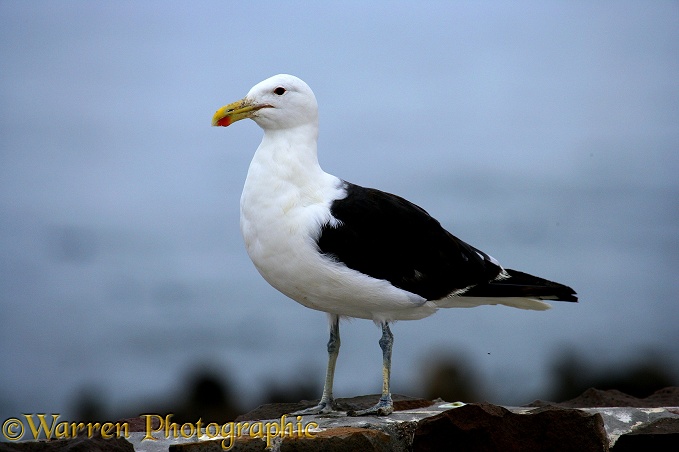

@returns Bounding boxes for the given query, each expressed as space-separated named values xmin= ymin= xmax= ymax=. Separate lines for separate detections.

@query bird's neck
xmin=241 ymin=122 xmax=342 ymax=237
xmin=251 ymin=123 xmax=326 ymax=186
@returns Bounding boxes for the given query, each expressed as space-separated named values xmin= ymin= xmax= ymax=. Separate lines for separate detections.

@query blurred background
xmin=1 ymin=1 xmax=678 ymax=424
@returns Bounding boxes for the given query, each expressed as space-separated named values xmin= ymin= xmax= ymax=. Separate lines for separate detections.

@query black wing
xmin=463 ymin=268 xmax=578 ymax=302
xmin=317 ymin=182 xmax=503 ymax=301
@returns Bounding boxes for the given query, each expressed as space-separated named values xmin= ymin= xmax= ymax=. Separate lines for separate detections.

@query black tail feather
xmin=463 ymin=269 xmax=578 ymax=302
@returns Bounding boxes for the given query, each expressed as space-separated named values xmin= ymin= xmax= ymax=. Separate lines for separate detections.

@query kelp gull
xmin=212 ymin=74 xmax=577 ymax=416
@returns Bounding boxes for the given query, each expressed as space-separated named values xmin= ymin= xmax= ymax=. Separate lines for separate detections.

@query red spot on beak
xmin=215 ymin=116 xmax=232 ymax=127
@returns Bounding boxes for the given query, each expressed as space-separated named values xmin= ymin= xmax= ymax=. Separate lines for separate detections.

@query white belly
xmin=239 ymin=164 xmax=436 ymax=322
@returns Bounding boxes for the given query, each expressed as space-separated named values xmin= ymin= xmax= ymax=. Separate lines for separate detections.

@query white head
xmin=212 ymin=74 xmax=318 ymax=131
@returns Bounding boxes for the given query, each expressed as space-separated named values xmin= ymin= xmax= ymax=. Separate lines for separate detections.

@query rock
xmin=611 ymin=417 xmax=679 ymax=451
xmin=168 ymin=436 xmax=262 ymax=451
xmin=412 ymin=402 xmax=608 ymax=452
xmin=0 ymin=436 xmax=134 ymax=451
xmin=169 ymin=427 xmax=392 ymax=452
xmin=116 ymin=416 xmax=161 ymax=432
xmin=527 ymin=387 xmax=679 ymax=449
xmin=5 ymin=388 xmax=679 ymax=451
xmin=280 ymin=427 xmax=391 ymax=452
xmin=235 ymin=394 xmax=432 ymax=422
xmin=528 ymin=386 xmax=679 ymax=408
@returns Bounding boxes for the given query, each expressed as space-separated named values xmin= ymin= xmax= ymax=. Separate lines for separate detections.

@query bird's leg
xmin=348 ymin=322 xmax=394 ymax=416
xmin=292 ymin=314 xmax=340 ymax=415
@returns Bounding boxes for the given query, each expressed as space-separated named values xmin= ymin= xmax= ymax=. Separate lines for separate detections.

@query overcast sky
xmin=1 ymin=1 xmax=678 ymax=420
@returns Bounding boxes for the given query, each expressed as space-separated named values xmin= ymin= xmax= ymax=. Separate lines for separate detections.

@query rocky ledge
xmin=1 ymin=388 xmax=677 ymax=451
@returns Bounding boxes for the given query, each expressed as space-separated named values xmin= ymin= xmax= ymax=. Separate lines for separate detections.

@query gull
xmin=212 ymin=74 xmax=577 ymax=416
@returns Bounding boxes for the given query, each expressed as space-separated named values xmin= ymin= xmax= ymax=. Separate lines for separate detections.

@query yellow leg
xmin=348 ymin=322 xmax=394 ymax=416
xmin=292 ymin=314 xmax=340 ymax=415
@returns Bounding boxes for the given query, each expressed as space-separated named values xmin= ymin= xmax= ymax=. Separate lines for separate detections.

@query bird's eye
xmin=273 ymin=87 xmax=286 ymax=95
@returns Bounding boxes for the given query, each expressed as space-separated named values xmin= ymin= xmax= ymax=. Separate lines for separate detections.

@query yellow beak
xmin=211 ymin=98 xmax=269 ymax=127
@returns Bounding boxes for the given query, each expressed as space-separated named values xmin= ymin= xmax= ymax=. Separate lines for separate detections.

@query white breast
xmin=239 ymin=137 xmax=436 ymax=322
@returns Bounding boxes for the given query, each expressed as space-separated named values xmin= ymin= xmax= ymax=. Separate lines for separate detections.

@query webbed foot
xmin=291 ymin=399 xmax=337 ymax=416
xmin=347 ymin=395 xmax=393 ymax=416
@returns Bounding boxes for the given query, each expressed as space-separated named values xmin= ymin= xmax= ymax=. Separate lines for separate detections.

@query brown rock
xmin=169 ymin=435 xmax=264 ymax=452
xmin=412 ymin=402 xmax=608 ymax=452
xmin=611 ymin=417 xmax=679 ymax=451
xmin=169 ymin=426 xmax=392 ymax=452
xmin=235 ymin=393 xmax=431 ymax=421
xmin=528 ymin=386 xmax=679 ymax=408
xmin=115 ymin=415 xmax=161 ymax=432
xmin=0 ymin=436 xmax=134 ymax=451
xmin=280 ymin=427 xmax=390 ymax=452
